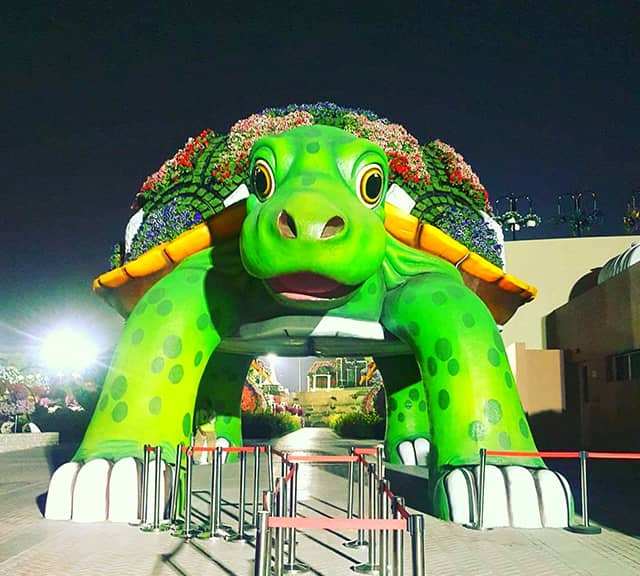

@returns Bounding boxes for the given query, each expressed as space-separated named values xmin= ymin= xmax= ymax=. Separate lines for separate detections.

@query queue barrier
xmin=261 ymin=447 xmax=426 ymax=576
xmin=136 ymin=443 xmax=425 ymax=575
xmin=473 ymin=448 xmax=640 ymax=534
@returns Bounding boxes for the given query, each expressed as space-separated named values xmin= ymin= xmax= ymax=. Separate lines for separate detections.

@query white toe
xmin=414 ymin=438 xmax=430 ymax=466
xmin=71 ymin=459 xmax=111 ymax=522
xmin=45 ymin=461 xmax=81 ymax=520
xmin=397 ymin=441 xmax=417 ymax=465
xmin=535 ymin=469 xmax=570 ymax=527
xmin=476 ymin=464 xmax=509 ymax=528
xmin=108 ymin=457 xmax=140 ymax=523
xmin=504 ymin=466 xmax=542 ymax=528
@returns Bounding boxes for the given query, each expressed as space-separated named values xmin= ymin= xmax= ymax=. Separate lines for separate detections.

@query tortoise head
xmin=239 ymin=125 xmax=390 ymax=311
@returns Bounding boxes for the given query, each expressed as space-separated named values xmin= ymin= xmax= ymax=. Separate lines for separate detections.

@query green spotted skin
xmin=76 ymin=249 xmax=224 ymax=461
xmin=382 ymin=271 xmax=542 ymax=470
xmin=80 ymin=125 xmax=544 ymax=521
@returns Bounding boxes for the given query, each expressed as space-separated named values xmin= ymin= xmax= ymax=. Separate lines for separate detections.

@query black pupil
xmin=365 ymin=172 xmax=382 ymax=201
xmin=254 ymin=166 xmax=268 ymax=196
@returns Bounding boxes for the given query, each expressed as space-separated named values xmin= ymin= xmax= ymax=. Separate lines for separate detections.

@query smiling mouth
xmin=266 ymin=272 xmax=359 ymax=301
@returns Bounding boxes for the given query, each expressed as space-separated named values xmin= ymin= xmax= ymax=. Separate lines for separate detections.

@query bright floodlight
xmin=41 ymin=328 xmax=99 ymax=373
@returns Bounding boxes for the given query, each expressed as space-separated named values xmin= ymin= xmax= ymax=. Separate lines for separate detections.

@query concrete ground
xmin=0 ymin=428 xmax=639 ymax=575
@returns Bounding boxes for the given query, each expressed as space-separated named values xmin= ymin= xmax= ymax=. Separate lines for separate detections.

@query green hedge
xmin=329 ymin=411 xmax=384 ymax=439
xmin=242 ymin=412 xmax=301 ymax=439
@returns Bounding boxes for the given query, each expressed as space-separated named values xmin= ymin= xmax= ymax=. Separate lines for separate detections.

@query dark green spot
xmin=182 ymin=413 xmax=192 ymax=437
xmin=149 ymin=397 xmax=162 ymax=415
xmin=157 ymin=300 xmax=173 ymax=316
xmin=306 ymin=142 xmax=320 ymax=153
xmin=397 ymin=412 xmax=405 ymax=422
xmin=223 ymin=416 xmax=231 ymax=424
xmin=468 ymin=420 xmax=486 ymax=441
xmin=163 ymin=335 xmax=182 ymax=358
xmin=484 ymin=399 xmax=502 ymax=424
xmin=151 ymin=357 xmax=165 ymax=373
xmin=194 ymin=350 xmax=204 ymax=367
xmin=112 ymin=402 xmax=128 ymax=423
xmin=418 ymin=400 xmax=427 ymax=411
xmin=401 ymin=287 xmax=417 ymax=304
xmin=493 ymin=331 xmax=503 ymax=350
xmin=427 ymin=357 xmax=438 ymax=376
xmin=431 ymin=291 xmax=447 ymax=305
xmin=447 ymin=359 xmax=460 ymax=376
xmin=408 ymin=321 xmax=419 ymax=336
xmin=135 ymin=302 xmax=147 ymax=316
xmin=447 ymin=285 xmax=465 ymax=299
xmin=98 ymin=395 xmax=108 ymax=411
xmin=147 ymin=288 xmax=165 ymax=304
xmin=505 ymin=372 xmax=513 ymax=388
xmin=435 ymin=338 xmax=452 ymax=361
xmin=302 ymin=174 xmax=316 ymax=186
xmin=197 ymin=314 xmax=210 ymax=331
xmin=110 ymin=376 xmax=127 ymax=400
xmin=462 ymin=313 xmax=475 ymax=328
xmin=409 ymin=388 xmax=420 ymax=401
xmin=438 ymin=389 xmax=450 ymax=410
xmin=131 ymin=329 xmax=144 ymax=345
xmin=168 ymin=364 xmax=184 ymax=384
xmin=499 ymin=432 xmax=512 ymax=449
xmin=404 ymin=399 xmax=413 ymax=410
xmin=487 ymin=348 xmax=500 ymax=367
xmin=519 ymin=418 xmax=530 ymax=439
xmin=388 ymin=397 xmax=398 ymax=411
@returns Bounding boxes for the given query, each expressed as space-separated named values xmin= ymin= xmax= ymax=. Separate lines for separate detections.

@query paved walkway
xmin=0 ymin=428 xmax=639 ymax=575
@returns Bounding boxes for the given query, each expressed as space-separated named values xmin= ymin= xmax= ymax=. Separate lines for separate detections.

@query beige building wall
xmin=501 ymin=235 xmax=640 ymax=350
xmin=506 ymin=342 xmax=565 ymax=414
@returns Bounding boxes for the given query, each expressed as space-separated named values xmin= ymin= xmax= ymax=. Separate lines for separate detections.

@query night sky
xmin=2 ymin=2 xmax=639 ymax=361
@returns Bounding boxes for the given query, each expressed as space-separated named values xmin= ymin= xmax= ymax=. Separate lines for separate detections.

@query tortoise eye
xmin=356 ymin=164 xmax=384 ymax=207
xmin=252 ymin=159 xmax=275 ymax=200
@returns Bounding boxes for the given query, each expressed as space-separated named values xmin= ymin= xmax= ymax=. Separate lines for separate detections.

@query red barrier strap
xmin=588 ymin=451 xmax=640 ymax=460
xmin=271 ymin=448 xmax=286 ymax=458
xmin=287 ymin=455 xmax=358 ymax=463
xmin=486 ymin=450 xmax=580 ymax=459
xmin=353 ymin=448 xmax=377 ymax=455
xmin=285 ymin=466 xmax=296 ymax=484
xmin=145 ymin=445 xmax=156 ymax=452
xmin=221 ymin=446 xmax=256 ymax=453
xmin=267 ymin=516 xmax=407 ymax=531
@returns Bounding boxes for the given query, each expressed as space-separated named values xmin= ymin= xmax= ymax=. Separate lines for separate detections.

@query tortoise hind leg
xmin=196 ymin=351 xmax=254 ymax=463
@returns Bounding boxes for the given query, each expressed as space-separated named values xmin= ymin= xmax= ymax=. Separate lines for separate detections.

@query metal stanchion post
xmin=131 ymin=444 xmax=150 ymax=526
xmin=352 ymin=463 xmax=379 ymax=574
xmin=285 ymin=463 xmax=309 ymax=574
xmin=274 ymin=477 xmax=287 ymax=576
xmin=344 ymin=455 xmax=368 ymax=549
xmin=267 ymin=446 xmax=274 ymax=492
xmin=171 ymin=446 xmax=198 ymax=538
xmin=228 ymin=450 xmax=253 ymax=542
xmin=392 ymin=496 xmax=405 ymax=576
xmin=465 ymin=448 xmax=487 ymax=530
xmin=347 ymin=447 xmax=355 ymax=518
xmin=254 ymin=510 xmax=271 ymax=576
xmin=251 ymin=446 xmax=261 ymax=527
xmin=214 ymin=446 xmax=235 ymax=538
xmin=376 ymin=445 xmax=385 ymax=480
xmin=379 ymin=479 xmax=390 ymax=576
xmin=196 ymin=447 xmax=218 ymax=540
xmin=142 ymin=446 xmax=169 ymax=532
xmin=409 ymin=515 xmax=425 ymax=576
xmin=568 ymin=450 xmax=601 ymax=534
xmin=169 ymin=444 xmax=183 ymax=528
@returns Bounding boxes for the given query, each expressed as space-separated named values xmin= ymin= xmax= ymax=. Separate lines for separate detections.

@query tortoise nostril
xmin=278 ymin=210 xmax=297 ymax=239
xmin=320 ymin=216 xmax=345 ymax=239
